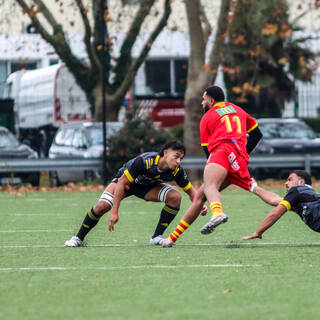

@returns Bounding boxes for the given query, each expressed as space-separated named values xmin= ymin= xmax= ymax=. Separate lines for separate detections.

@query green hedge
xmin=105 ymin=109 xmax=172 ymax=179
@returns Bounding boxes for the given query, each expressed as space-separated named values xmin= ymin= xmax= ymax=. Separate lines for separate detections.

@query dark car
xmin=251 ymin=118 xmax=320 ymax=178
xmin=0 ymin=126 xmax=39 ymax=185
xmin=48 ymin=122 xmax=123 ymax=186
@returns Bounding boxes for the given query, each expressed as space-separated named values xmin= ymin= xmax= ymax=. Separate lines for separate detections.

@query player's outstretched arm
xmin=251 ymin=178 xmax=282 ymax=206
xmin=108 ymin=175 xmax=129 ymax=231
xmin=242 ymin=204 xmax=287 ymax=240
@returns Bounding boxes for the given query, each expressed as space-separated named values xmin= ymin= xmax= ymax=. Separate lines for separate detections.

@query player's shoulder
xmin=139 ymin=152 xmax=158 ymax=161
xmin=139 ymin=152 xmax=158 ymax=169
xmin=296 ymin=184 xmax=314 ymax=194
xmin=286 ymin=185 xmax=308 ymax=197
xmin=226 ymin=102 xmax=246 ymax=113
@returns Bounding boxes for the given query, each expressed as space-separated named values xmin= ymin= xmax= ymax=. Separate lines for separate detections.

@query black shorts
xmin=112 ymin=177 xmax=157 ymax=200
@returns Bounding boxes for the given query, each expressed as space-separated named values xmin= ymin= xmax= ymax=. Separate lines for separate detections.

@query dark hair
xmin=159 ymin=141 xmax=186 ymax=156
xmin=205 ymin=85 xmax=225 ymax=102
xmin=290 ymin=170 xmax=312 ymax=185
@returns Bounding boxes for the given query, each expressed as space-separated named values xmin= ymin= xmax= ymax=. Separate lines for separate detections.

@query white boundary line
xmin=13 ymin=214 xmax=65 ymax=217
xmin=0 ymin=229 xmax=73 ymax=233
xmin=5 ymin=211 xmax=148 ymax=217
xmin=1 ymin=242 xmax=320 ymax=249
xmin=0 ymin=264 xmax=261 ymax=272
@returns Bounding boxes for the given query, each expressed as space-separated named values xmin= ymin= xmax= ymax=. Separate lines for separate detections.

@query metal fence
xmin=1 ymin=154 xmax=320 ymax=174
xmin=182 ymin=154 xmax=320 ymax=174
xmin=0 ymin=158 xmax=101 ymax=173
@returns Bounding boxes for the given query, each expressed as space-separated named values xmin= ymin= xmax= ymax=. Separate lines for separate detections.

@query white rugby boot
xmin=149 ymin=235 xmax=164 ymax=245
xmin=64 ymin=236 xmax=84 ymax=247
xmin=200 ymin=213 xmax=228 ymax=235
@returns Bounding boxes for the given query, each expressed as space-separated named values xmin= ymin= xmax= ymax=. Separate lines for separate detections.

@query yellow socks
xmin=209 ymin=202 xmax=223 ymax=216
xmin=168 ymin=219 xmax=190 ymax=243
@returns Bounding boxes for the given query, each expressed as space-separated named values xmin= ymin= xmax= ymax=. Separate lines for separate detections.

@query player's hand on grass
xmin=242 ymin=232 xmax=262 ymax=240
xmin=200 ymin=204 xmax=208 ymax=216
xmin=108 ymin=212 xmax=119 ymax=231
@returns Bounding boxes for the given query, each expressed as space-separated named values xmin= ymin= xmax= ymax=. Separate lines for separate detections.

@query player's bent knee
xmin=158 ymin=185 xmax=180 ymax=204
xmin=165 ymin=189 xmax=182 ymax=206
xmin=93 ymin=200 xmax=112 ymax=216
xmin=93 ymin=201 xmax=111 ymax=216
xmin=94 ymin=191 xmax=114 ymax=215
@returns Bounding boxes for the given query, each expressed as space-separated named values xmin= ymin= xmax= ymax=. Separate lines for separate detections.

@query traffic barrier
xmin=0 ymin=154 xmax=320 ymax=174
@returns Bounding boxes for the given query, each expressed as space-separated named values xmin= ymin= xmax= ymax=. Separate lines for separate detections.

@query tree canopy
xmin=222 ymin=0 xmax=318 ymax=116
xmin=15 ymin=0 xmax=172 ymax=120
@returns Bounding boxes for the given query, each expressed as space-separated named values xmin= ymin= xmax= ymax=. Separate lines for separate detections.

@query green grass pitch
xmin=1 ymin=187 xmax=320 ymax=320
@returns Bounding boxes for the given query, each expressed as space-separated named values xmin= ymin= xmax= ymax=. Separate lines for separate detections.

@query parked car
xmin=0 ymin=126 xmax=39 ymax=186
xmin=251 ymin=118 xmax=320 ymax=178
xmin=48 ymin=122 xmax=123 ymax=186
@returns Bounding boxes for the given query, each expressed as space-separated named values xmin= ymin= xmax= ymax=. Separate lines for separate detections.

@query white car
xmin=48 ymin=122 xmax=123 ymax=186
xmin=0 ymin=126 xmax=39 ymax=186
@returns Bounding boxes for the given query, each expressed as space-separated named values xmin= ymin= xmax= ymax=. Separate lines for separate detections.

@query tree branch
xmin=114 ymin=0 xmax=172 ymax=99
xmin=15 ymin=0 xmax=52 ymax=43
xmin=92 ymin=0 xmax=111 ymax=86
xmin=75 ymin=0 xmax=100 ymax=75
xmin=15 ymin=0 xmax=95 ymax=104
xmin=207 ymin=0 xmax=231 ymax=82
xmin=112 ymin=0 xmax=156 ymax=88
xmin=16 ymin=0 xmax=87 ymax=70
xmin=200 ymin=3 xmax=212 ymax=44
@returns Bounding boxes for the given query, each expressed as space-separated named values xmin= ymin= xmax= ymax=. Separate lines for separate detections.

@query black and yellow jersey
xmin=115 ymin=152 xmax=191 ymax=191
xmin=280 ymin=184 xmax=320 ymax=232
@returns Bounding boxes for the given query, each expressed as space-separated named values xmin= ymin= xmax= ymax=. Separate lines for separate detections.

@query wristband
xmin=250 ymin=182 xmax=257 ymax=193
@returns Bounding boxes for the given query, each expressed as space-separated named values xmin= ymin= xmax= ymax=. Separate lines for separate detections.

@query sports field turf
xmin=1 ymin=186 xmax=320 ymax=320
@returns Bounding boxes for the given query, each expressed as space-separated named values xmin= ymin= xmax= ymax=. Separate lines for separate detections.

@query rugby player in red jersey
xmin=163 ymin=86 xmax=281 ymax=247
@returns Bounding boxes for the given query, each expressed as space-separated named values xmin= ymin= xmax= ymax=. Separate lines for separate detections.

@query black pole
xmin=101 ymin=1 xmax=107 ymax=186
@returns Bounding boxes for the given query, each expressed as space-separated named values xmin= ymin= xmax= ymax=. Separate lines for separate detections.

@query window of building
xmin=11 ymin=61 xmax=38 ymax=73
xmin=50 ymin=59 xmax=59 ymax=66
xmin=174 ymin=60 xmax=188 ymax=94
xmin=123 ymin=0 xmax=139 ymax=5
xmin=143 ymin=59 xmax=188 ymax=95
xmin=145 ymin=60 xmax=171 ymax=94
xmin=0 ymin=62 xmax=8 ymax=97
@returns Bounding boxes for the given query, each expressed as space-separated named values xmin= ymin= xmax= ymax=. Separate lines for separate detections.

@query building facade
xmin=1 ymin=0 xmax=320 ymax=117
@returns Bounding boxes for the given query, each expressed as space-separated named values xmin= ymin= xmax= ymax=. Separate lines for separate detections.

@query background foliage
xmin=223 ymin=0 xmax=318 ymax=117
xmin=105 ymin=107 xmax=172 ymax=179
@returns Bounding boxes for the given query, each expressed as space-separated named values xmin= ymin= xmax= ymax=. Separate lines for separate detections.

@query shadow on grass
xmin=177 ymin=242 xmax=320 ymax=249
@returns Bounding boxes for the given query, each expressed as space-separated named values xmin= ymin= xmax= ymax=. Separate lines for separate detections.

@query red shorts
xmin=206 ymin=142 xmax=251 ymax=190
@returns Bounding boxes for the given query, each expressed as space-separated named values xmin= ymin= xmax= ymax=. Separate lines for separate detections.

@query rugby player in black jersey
xmin=243 ymin=170 xmax=320 ymax=240
xmin=65 ymin=141 xmax=207 ymax=247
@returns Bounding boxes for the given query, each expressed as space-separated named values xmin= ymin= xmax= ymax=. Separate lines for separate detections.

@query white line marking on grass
xmin=0 ymin=264 xmax=261 ymax=272
xmin=9 ymin=212 xmax=147 ymax=216
xmin=0 ymin=244 xmax=135 ymax=248
xmin=13 ymin=214 xmax=65 ymax=217
xmin=0 ymin=229 xmax=73 ymax=233
xmin=120 ymin=211 xmax=149 ymax=215
xmin=23 ymin=198 xmax=75 ymax=201
xmin=90 ymin=242 xmax=320 ymax=247
xmin=1 ymin=242 xmax=320 ymax=249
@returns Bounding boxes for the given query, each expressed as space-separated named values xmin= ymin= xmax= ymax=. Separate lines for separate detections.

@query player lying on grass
xmin=65 ymin=141 xmax=207 ymax=247
xmin=243 ymin=170 xmax=320 ymax=240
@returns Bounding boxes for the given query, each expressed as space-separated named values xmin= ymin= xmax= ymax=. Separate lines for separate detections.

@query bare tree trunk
xmin=93 ymin=86 xmax=119 ymax=121
xmin=184 ymin=0 xmax=231 ymax=157
xmin=183 ymin=0 xmax=230 ymax=179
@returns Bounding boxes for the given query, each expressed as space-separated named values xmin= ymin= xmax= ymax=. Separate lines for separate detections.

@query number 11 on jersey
xmin=221 ymin=115 xmax=242 ymax=133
